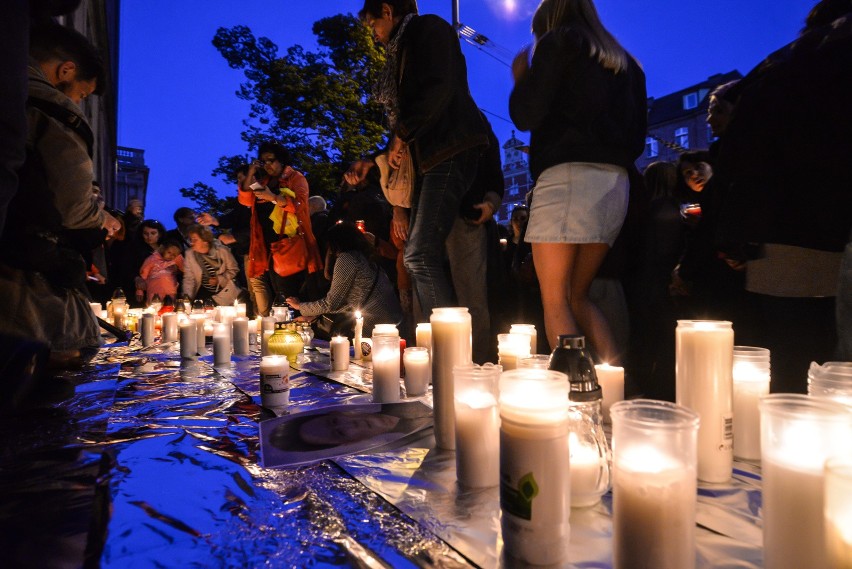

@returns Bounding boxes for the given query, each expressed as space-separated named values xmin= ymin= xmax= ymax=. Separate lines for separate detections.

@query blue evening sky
xmin=119 ymin=0 xmax=814 ymax=225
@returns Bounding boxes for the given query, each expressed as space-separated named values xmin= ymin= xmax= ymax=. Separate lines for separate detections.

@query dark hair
xmin=159 ymin=238 xmax=183 ymax=251
xmin=677 ymin=151 xmax=711 ymax=168
xmin=258 ymin=142 xmax=291 ymax=166
xmin=326 ymin=221 xmax=373 ymax=257
xmin=173 ymin=207 xmax=195 ymax=224
xmin=138 ymin=219 xmax=167 ymax=241
xmin=234 ymin=164 xmax=250 ymax=179
xmin=186 ymin=224 xmax=214 ymax=243
xmin=642 ymin=161 xmax=678 ymax=201
xmin=29 ymin=23 xmax=106 ymax=95
xmin=359 ymin=0 xmax=418 ymax=20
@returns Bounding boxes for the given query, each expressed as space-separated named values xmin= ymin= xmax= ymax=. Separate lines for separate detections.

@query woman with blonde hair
xmin=510 ymin=0 xmax=647 ymax=361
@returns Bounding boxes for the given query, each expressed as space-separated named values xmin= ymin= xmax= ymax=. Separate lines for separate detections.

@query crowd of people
xmin=0 ymin=0 xmax=849 ymax=409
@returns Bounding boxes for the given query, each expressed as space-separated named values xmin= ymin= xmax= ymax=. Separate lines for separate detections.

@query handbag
xmin=313 ymin=265 xmax=381 ymax=340
xmin=270 ymin=234 xmax=309 ymax=277
xmin=375 ymin=150 xmax=414 ymax=208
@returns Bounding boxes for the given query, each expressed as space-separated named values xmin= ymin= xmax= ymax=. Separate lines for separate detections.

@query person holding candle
xmin=285 ymin=222 xmax=401 ymax=338
xmin=509 ymin=0 xmax=646 ymax=360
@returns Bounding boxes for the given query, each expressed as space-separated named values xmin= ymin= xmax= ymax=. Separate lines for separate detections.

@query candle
xmin=510 ymin=323 xmax=537 ymax=355
xmin=825 ymin=456 xmax=852 ymax=568
xmin=330 ymin=335 xmax=350 ymax=371
xmin=213 ymin=323 xmax=231 ymax=366
xmin=235 ymin=302 xmax=247 ymax=318
xmin=371 ymin=334 xmax=401 ymax=403
xmin=611 ymin=400 xmax=700 ymax=569
xmin=191 ymin=314 xmax=206 ymax=355
xmin=259 ymin=355 xmax=290 ymax=415
xmin=415 ymin=323 xmax=432 ymax=355
xmin=595 ymin=363 xmax=624 ymax=424
xmin=89 ymin=302 xmax=102 ymax=317
xmin=760 ymin=395 xmax=852 ymax=569
xmin=498 ymin=333 xmax=530 ymax=371
xmin=179 ymin=319 xmax=197 ymax=359
xmin=231 ymin=317 xmax=249 ymax=356
xmin=248 ymin=317 xmax=258 ymax=345
xmin=359 ymin=337 xmax=373 ymax=362
xmin=499 ymin=369 xmax=571 ymax=565
xmin=112 ymin=303 xmax=126 ymax=329
xmin=403 ymin=347 xmax=430 ymax=396
xmin=161 ymin=312 xmax=178 ymax=343
xmin=430 ymin=307 xmax=472 ymax=450
xmin=260 ymin=329 xmax=273 ymax=356
xmin=518 ymin=354 xmax=551 ymax=369
xmin=454 ymin=364 xmax=501 ymax=488
xmin=353 ymin=311 xmax=364 ymax=360
xmin=567 ymin=430 xmax=607 ymax=508
xmin=140 ymin=313 xmax=155 ymax=347
xmin=676 ymin=320 xmax=734 ymax=482
xmin=809 ymin=361 xmax=852 ymax=406
xmin=732 ymin=346 xmax=770 ymax=460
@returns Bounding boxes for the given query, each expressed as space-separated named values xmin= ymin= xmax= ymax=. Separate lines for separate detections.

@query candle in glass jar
xmin=260 ymin=355 xmax=290 ymax=415
xmin=179 ymin=319 xmax=197 ymax=359
xmin=371 ymin=334 xmax=401 ymax=403
xmin=235 ymin=302 xmax=247 ymax=318
xmin=430 ymin=307 xmax=472 ymax=450
xmin=825 ymin=456 xmax=852 ymax=569
xmin=676 ymin=320 xmax=734 ymax=482
xmin=415 ymin=323 xmax=432 ymax=354
xmin=232 ymin=317 xmax=250 ymax=356
xmin=354 ymin=311 xmax=364 ymax=360
xmin=732 ymin=347 xmax=770 ymax=460
xmin=330 ymin=335 xmax=350 ymax=371
xmin=454 ymin=364 xmax=501 ymax=488
xmin=213 ymin=323 xmax=231 ymax=365
xmin=510 ymin=324 xmax=537 ymax=355
xmin=595 ymin=363 xmax=624 ymax=424
xmin=498 ymin=333 xmax=531 ymax=371
xmin=161 ymin=312 xmax=178 ymax=343
xmin=569 ymin=430 xmax=608 ymax=508
xmin=403 ymin=347 xmax=430 ymax=396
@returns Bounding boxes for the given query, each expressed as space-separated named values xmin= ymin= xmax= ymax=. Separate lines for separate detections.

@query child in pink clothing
xmin=139 ymin=242 xmax=184 ymax=304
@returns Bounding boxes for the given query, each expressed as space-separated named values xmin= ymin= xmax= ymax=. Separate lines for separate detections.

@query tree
xmin=211 ymin=14 xmax=387 ymax=195
xmin=179 ymin=182 xmax=237 ymax=219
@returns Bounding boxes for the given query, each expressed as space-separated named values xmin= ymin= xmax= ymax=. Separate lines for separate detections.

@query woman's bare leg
xmin=532 ymin=242 xmax=579 ymax=349
xmin=569 ymin=243 xmax=618 ymax=363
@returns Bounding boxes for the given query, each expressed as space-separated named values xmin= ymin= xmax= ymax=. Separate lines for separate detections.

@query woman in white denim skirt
xmin=509 ymin=0 xmax=647 ymax=361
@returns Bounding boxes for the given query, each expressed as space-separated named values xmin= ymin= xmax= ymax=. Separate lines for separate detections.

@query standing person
xmin=356 ymin=0 xmax=490 ymax=319
xmin=509 ymin=0 xmax=646 ymax=360
xmin=240 ymin=142 xmax=322 ymax=316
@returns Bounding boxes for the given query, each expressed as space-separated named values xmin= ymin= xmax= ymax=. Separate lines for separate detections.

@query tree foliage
xmin=210 ymin=14 xmax=387 ymax=195
xmin=179 ymin=182 xmax=237 ymax=218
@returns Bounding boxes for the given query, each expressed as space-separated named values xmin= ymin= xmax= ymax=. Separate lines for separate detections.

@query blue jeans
xmin=404 ymin=147 xmax=480 ymax=318
xmin=446 ymin=217 xmax=490 ymax=363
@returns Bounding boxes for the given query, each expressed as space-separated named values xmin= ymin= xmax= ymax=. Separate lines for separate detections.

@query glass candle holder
xmin=453 ymin=363 xmax=501 ymax=488
xmin=430 ymin=307 xmax=472 ymax=450
xmin=825 ymin=455 xmax=852 ymax=568
xmin=415 ymin=323 xmax=432 ymax=354
xmin=518 ymin=354 xmax=551 ymax=369
xmin=676 ymin=319 xmax=734 ymax=482
xmin=403 ymin=347 xmax=430 ymax=396
xmin=732 ymin=346 xmax=771 ymax=460
xmin=232 ymin=317 xmax=250 ymax=356
xmin=509 ymin=323 xmax=537 ymax=355
xmin=611 ymin=399 xmax=700 ymax=569
xmin=267 ymin=323 xmax=304 ymax=364
xmin=497 ymin=332 xmax=531 ymax=371
xmin=760 ymin=395 xmax=852 ymax=569
xmin=499 ymin=368 xmax=571 ymax=566
xmin=259 ymin=355 xmax=290 ymax=415
xmin=809 ymin=361 xmax=852 ymax=406
xmin=371 ymin=333 xmax=401 ymax=403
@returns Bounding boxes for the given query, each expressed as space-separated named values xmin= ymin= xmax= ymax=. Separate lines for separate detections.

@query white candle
xmin=676 ymin=320 xmax=734 ymax=482
xmin=260 ymin=329 xmax=273 ymax=356
xmin=161 ymin=312 xmax=178 ymax=343
xmin=430 ymin=307 xmax=472 ymax=450
xmin=213 ymin=323 xmax=230 ymax=366
xmin=260 ymin=355 xmax=290 ymax=415
xmin=89 ymin=302 xmax=102 ymax=317
xmin=371 ymin=334 xmax=401 ymax=403
xmin=190 ymin=314 xmax=206 ymax=354
xmin=248 ymin=317 xmax=258 ymax=345
xmin=402 ymin=347 xmax=430 ymax=396
xmin=498 ymin=333 xmax=530 ymax=371
xmin=360 ymin=337 xmax=373 ymax=362
xmin=140 ymin=313 xmax=155 ymax=347
xmin=179 ymin=319 xmax=197 ymax=359
xmin=415 ymin=323 xmax=432 ymax=355
xmin=510 ymin=323 xmax=537 ymax=355
xmin=330 ymin=336 xmax=350 ymax=371
xmin=595 ymin=363 xmax=624 ymax=424
xmin=112 ymin=303 xmax=126 ymax=329
xmin=232 ymin=317 xmax=250 ymax=356
xmin=455 ymin=386 xmax=500 ymax=488
xmin=499 ymin=369 xmax=571 ymax=566
xmin=569 ymin=430 xmax=607 ymax=507
xmin=613 ymin=445 xmax=696 ymax=569
xmin=825 ymin=457 xmax=852 ymax=569
xmin=235 ymin=302 xmax=247 ymax=318
xmin=353 ymin=311 xmax=364 ymax=360
xmin=732 ymin=357 xmax=770 ymax=460
xmin=761 ymin=395 xmax=852 ymax=569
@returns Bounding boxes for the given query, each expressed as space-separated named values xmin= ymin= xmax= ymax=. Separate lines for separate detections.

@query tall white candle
xmin=371 ymin=334 xmax=401 ymax=403
xmin=676 ymin=320 xmax=734 ymax=482
xmin=330 ymin=335 xmax=350 ymax=371
xmin=249 ymin=317 xmax=259 ymax=345
xmin=232 ymin=317 xmax=250 ymax=356
xmin=415 ymin=323 xmax=432 ymax=355
xmin=213 ymin=323 xmax=231 ymax=366
xmin=191 ymin=314 xmax=206 ymax=354
xmin=499 ymin=369 xmax=571 ymax=566
xmin=140 ymin=313 xmax=155 ymax=347
xmin=260 ymin=355 xmax=290 ymax=415
xmin=732 ymin=349 xmax=770 ymax=460
xmin=161 ymin=312 xmax=178 ymax=343
xmin=510 ymin=324 xmax=537 ymax=355
xmin=353 ymin=311 xmax=364 ymax=360
xmin=430 ymin=307 xmax=472 ymax=450
xmin=595 ymin=363 xmax=624 ymax=424
xmin=761 ymin=395 xmax=852 ymax=569
xmin=825 ymin=456 xmax=852 ymax=569
xmin=179 ymin=319 xmax=197 ymax=359
xmin=454 ymin=364 xmax=501 ymax=489
xmin=403 ymin=347 xmax=430 ymax=396
xmin=261 ymin=329 xmax=273 ymax=356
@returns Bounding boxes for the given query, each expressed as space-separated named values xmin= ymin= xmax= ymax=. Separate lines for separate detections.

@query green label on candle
xmin=500 ymin=472 xmax=539 ymax=521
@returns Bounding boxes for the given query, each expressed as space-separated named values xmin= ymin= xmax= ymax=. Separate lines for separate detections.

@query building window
xmin=683 ymin=92 xmax=698 ymax=110
xmin=675 ymin=127 xmax=689 ymax=149
xmin=645 ymin=137 xmax=659 ymax=158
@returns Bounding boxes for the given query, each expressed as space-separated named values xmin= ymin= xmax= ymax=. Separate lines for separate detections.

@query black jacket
xmin=394 ymin=14 xmax=490 ymax=174
xmin=509 ymin=28 xmax=647 ymax=181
